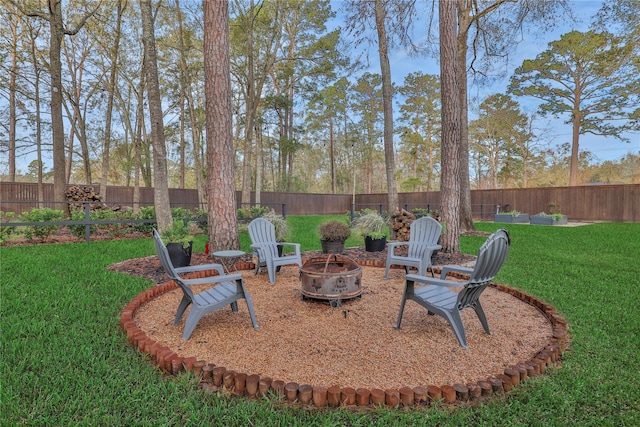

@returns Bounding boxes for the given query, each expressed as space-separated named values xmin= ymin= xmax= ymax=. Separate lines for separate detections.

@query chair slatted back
xmin=248 ymin=218 xmax=279 ymax=258
xmin=456 ymin=229 xmax=510 ymax=310
xmin=407 ymin=216 xmax=442 ymax=259
xmin=153 ymin=228 xmax=195 ymax=301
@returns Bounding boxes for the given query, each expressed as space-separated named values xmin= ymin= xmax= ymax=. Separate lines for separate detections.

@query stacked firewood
xmin=65 ymin=185 xmax=107 ymax=211
xmin=390 ymin=209 xmax=416 ymax=241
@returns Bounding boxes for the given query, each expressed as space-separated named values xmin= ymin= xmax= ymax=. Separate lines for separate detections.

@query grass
xmin=1 ymin=219 xmax=639 ymax=425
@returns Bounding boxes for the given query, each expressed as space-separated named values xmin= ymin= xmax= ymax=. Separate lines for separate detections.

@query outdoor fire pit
xmin=300 ymin=254 xmax=363 ymax=306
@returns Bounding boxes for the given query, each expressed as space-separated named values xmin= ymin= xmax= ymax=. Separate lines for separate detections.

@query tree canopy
xmin=509 ymin=30 xmax=639 ymax=186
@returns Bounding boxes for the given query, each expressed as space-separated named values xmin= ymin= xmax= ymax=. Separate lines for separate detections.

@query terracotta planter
xmin=166 ymin=241 xmax=192 ymax=267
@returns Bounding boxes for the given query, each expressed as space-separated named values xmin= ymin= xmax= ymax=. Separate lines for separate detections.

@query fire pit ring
xmin=300 ymin=254 xmax=362 ymax=305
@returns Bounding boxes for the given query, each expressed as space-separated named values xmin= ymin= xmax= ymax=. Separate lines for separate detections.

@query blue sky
xmin=331 ymin=0 xmax=639 ymax=163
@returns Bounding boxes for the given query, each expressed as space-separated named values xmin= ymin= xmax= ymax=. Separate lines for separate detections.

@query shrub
xmin=170 ymin=207 xmax=192 ymax=220
xmin=237 ymin=208 xmax=249 ymax=219
xmin=19 ymin=208 xmax=63 ymax=241
xmin=68 ymin=210 xmax=97 ymax=239
xmin=103 ymin=209 xmax=134 ymax=237
xmin=249 ymin=205 xmax=270 ymax=219
xmin=318 ymin=220 xmax=351 ymax=242
xmin=0 ymin=211 xmax=16 ymax=244
xmin=132 ymin=206 xmax=156 ymax=233
xmin=194 ymin=208 xmax=208 ymax=233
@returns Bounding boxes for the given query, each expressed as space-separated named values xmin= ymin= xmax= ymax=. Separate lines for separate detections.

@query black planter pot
xmin=321 ymin=239 xmax=345 ymax=254
xmin=166 ymin=241 xmax=192 ymax=267
xmin=364 ymin=235 xmax=386 ymax=252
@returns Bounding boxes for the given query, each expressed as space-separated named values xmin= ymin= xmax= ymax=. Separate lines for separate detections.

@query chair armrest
xmin=406 ymin=273 xmax=466 ymax=288
xmin=419 ymin=244 xmax=442 ymax=257
xmin=279 ymin=242 xmax=301 ymax=255
xmin=250 ymin=243 xmax=266 ymax=256
xmin=175 ymin=263 xmax=225 ymax=276
xmin=440 ymin=264 xmax=474 ymax=279
xmin=279 ymin=242 xmax=300 ymax=249
xmin=387 ymin=241 xmax=408 ymax=249
xmin=182 ymin=273 xmax=243 ymax=286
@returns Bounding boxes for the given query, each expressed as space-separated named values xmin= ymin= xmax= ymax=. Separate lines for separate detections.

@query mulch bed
xmin=109 ymin=246 xmax=478 ymax=284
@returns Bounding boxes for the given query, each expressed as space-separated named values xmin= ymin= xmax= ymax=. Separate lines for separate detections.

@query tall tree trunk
xmin=21 ymin=0 xmax=98 ymax=214
xmin=65 ymin=113 xmax=75 ymax=183
xmin=570 ymin=109 xmax=581 ymax=186
xmin=456 ymin=36 xmax=474 ymax=231
xmin=26 ymin=21 xmax=45 ymax=204
xmin=35 ymin=82 xmax=44 ymax=206
xmin=49 ymin=0 xmax=69 ymax=215
xmin=179 ymin=89 xmax=186 ymax=188
xmin=175 ymin=0 xmax=206 ymax=205
xmin=141 ymin=0 xmax=172 ymax=231
xmin=330 ymin=118 xmax=336 ymax=194
xmin=374 ymin=0 xmax=399 ymax=235
xmin=8 ymin=16 xmax=18 ymax=181
xmin=62 ymin=68 xmax=92 ymax=184
xmin=240 ymin=0 xmax=256 ymax=210
xmin=204 ymin=0 xmax=239 ymax=249
xmin=101 ymin=0 xmax=123 ymax=201
xmin=439 ymin=0 xmax=461 ymax=253
xmin=255 ymin=122 xmax=262 ymax=205
xmin=133 ymin=81 xmax=145 ymax=212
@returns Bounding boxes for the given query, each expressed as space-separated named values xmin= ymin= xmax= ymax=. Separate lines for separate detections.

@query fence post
xmin=282 ymin=204 xmax=286 ymax=219
xmin=84 ymin=202 xmax=91 ymax=242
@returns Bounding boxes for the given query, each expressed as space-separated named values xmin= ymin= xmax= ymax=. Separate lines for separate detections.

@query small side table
xmin=212 ymin=250 xmax=246 ymax=274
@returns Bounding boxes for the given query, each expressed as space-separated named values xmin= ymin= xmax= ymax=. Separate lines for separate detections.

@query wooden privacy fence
xmin=356 ymin=185 xmax=640 ymax=223
xmin=1 ymin=182 xmax=639 ymax=222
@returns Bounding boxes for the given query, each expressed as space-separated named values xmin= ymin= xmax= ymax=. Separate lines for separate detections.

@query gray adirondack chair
xmin=384 ymin=216 xmax=442 ymax=279
xmin=394 ymin=228 xmax=511 ymax=348
xmin=153 ymin=229 xmax=258 ymax=339
xmin=248 ymin=218 xmax=302 ymax=284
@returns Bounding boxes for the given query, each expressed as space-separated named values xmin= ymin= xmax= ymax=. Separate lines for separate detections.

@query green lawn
xmin=1 ymin=219 xmax=639 ymax=425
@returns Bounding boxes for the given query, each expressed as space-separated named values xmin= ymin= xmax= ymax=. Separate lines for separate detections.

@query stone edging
xmin=120 ymin=260 xmax=569 ymax=408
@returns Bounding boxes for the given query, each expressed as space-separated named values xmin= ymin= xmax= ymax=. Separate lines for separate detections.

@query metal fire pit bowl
xmin=300 ymin=254 xmax=363 ymax=306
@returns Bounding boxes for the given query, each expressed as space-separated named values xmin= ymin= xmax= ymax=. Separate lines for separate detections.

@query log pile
xmin=65 ymin=185 xmax=107 ymax=211
xmin=390 ymin=209 xmax=416 ymax=241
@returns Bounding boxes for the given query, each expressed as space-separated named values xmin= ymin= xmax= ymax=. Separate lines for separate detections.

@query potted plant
xmin=161 ymin=220 xmax=194 ymax=267
xmin=351 ymin=210 xmax=387 ymax=252
xmin=530 ymin=212 xmax=568 ymax=225
xmin=318 ymin=220 xmax=351 ymax=254
xmin=494 ymin=210 xmax=530 ymax=223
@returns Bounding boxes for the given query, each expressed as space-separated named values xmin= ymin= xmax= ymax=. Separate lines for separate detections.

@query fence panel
xmin=2 ymin=183 xmax=639 ymax=222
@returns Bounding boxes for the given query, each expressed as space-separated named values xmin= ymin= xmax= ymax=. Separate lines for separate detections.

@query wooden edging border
xmin=120 ymin=259 xmax=569 ymax=409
